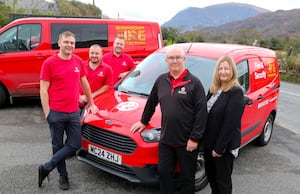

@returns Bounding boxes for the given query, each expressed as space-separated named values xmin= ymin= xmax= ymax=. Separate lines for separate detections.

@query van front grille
xmin=82 ymin=124 xmax=137 ymax=154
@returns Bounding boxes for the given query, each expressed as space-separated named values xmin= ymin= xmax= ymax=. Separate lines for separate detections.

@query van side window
xmin=0 ymin=24 xmax=41 ymax=53
xmin=51 ymin=24 xmax=108 ymax=49
xmin=237 ymin=60 xmax=249 ymax=93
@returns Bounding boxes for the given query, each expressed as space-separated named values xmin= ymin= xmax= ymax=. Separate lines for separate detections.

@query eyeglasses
xmin=166 ymin=56 xmax=184 ymax=61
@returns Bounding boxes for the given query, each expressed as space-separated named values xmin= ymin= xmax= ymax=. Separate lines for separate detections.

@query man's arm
xmin=80 ymin=76 xmax=98 ymax=114
xmin=40 ymin=80 xmax=50 ymax=118
xmin=92 ymin=85 xmax=110 ymax=98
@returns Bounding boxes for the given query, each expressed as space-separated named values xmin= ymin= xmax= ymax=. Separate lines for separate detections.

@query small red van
xmin=77 ymin=43 xmax=280 ymax=191
xmin=0 ymin=17 xmax=163 ymax=107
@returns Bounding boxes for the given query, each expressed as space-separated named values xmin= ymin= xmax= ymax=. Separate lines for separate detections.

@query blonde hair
xmin=210 ymin=56 xmax=241 ymax=94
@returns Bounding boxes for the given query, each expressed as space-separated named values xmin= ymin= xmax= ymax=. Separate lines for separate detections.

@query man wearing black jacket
xmin=130 ymin=45 xmax=207 ymax=194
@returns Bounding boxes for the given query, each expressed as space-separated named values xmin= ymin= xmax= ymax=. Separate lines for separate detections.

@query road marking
xmin=280 ymin=90 xmax=300 ymax=97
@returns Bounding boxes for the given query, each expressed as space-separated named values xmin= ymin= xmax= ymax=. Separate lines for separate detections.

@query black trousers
xmin=158 ymin=143 xmax=198 ymax=194
xmin=204 ymin=150 xmax=234 ymax=194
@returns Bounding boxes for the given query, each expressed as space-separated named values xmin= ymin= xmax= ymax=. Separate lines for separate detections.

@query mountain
xmin=201 ymin=9 xmax=300 ymax=39
xmin=162 ymin=3 xmax=270 ymax=31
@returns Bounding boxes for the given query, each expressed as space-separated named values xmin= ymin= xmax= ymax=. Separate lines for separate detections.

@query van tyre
xmin=255 ymin=114 xmax=274 ymax=146
xmin=175 ymin=152 xmax=208 ymax=192
xmin=0 ymin=85 xmax=8 ymax=108
xmin=194 ymin=152 xmax=208 ymax=191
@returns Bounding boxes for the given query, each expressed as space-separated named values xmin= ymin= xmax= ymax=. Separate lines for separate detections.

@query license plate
xmin=88 ymin=144 xmax=122 ymax=165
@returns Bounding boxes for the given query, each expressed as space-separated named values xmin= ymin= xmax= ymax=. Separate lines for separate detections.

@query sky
xmin=78 ymin=0 xmax=300 ymax=25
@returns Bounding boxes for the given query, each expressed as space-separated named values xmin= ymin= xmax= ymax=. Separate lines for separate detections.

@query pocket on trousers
xmin=46 ymin=110 xmax=53 ymax=123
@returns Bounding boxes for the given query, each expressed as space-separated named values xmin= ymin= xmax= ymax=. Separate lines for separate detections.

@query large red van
xmin=77 ymin=43 xmax=280 ymax=191
xmin=0 ymin=17 xmax=163 ymax=107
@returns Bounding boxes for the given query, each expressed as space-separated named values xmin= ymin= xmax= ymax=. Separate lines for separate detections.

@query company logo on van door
xmin=254 ymin=61 xmax=266 ymax=80
xmin=116 ymin=25 xmax=146 ymax=45
xmin=267 ymin=62 xmax=277 ymax=78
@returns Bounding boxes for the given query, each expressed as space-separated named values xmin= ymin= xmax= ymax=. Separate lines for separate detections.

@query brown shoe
xmin=38 ymin=165 xmax=49 ymax=187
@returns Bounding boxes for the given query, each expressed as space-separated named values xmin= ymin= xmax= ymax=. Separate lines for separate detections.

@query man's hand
xmin=88 ymin=104 xmax=98 ymax=114
xmin=212 ymin=150 xmax=222 ymax=157
xmin=186 ymin=139 xmax=198 ymax=152
xmin=130 ymin=121 xmax=146 ymax=133
xmin=79 ymin=95 xmax=88 ymax=104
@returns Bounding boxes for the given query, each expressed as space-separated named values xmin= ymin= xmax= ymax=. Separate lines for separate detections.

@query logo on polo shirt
xmin=97 ymin=72 xmax=104 ymax=77
xmin=74 ymin=66 xmax=80 ymax=73
xmin=178 ymin=87 xmax=187 ymax=95
xmin=122 ymin=62 xmax=127 ymax=66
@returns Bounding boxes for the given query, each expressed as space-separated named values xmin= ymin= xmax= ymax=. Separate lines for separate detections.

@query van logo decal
xmin=117 ymin=101 xmax=139 ymax=111
xmin=254 ymin=71 xmax=266 ymax=79
xmin=267 ymin=62 xmax=277 ymax=78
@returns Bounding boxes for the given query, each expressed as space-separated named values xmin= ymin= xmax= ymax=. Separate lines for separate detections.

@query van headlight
xmin=80 ymin=106 xmax=88 ymax=123
xmin=141 ymin=128 xmax=161 ymax=142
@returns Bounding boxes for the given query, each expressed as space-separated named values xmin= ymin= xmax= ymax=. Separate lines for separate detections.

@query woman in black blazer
xmin=203 ymin=56 xmax=245 ymax=194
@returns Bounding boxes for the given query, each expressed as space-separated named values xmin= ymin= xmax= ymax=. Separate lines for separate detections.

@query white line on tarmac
xmin=280 ymin=89 xmax=300 ymax=97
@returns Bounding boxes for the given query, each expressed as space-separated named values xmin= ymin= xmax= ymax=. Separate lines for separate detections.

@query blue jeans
xmin=43 ymin=110 xmax=81 ymax=177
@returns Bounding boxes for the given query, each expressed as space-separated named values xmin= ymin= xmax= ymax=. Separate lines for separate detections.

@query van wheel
xmin=194 ymin=152 xmax=208 ymax=191
xmin=0 ymin=85 xmax=9 ymax=108
xmin=255 ymin=114 xmax=274 ymax=146
xmin=174 ymin=152 xmax=208 ymax=192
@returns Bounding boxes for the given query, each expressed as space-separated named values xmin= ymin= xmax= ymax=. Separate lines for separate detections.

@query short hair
xmin=59 ymin=31 xmax=75 ymax=40
xmin=90 ymin=44 xmax=102 ymax=49
xmin=115 ymin=36 xmax=124 ymax=41
xmin=166 ymin=45 xmax=185 ymax=58
xmin=210 ymin=56 xmax=241 ymax=93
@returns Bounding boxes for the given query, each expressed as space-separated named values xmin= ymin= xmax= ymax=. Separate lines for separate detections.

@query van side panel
xmin=107 ymin=22 xmax=162 ymax=63
xmin=241 ymin=55 xmax=280 ymax=145
xmin=0 ymin=21 xmax=52 ymax=97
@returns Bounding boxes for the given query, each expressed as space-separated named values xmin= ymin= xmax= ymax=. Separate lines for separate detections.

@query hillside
xmin=162 ymin=3 xmax=270 ymax=31
xmin=201 ymin=9 xmax=300 ymax=39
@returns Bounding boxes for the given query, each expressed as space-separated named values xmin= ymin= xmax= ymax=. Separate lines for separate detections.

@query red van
xmin=0 ymin=17 xmax=163 ymax=107
xmin=77 ymin=43 xmax=280 ymax=191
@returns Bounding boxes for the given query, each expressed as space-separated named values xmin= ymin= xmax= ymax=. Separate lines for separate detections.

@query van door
xmin=245 ymin=57 xmax=272 ymax=140
xmin=0 ymin=23 xmax=45 ymax=97
xmin=236 ymin=59 xmax=257 ymax=145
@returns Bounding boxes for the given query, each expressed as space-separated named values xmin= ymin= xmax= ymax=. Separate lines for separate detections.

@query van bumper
xmin=77 ymin=149 xmax=159 ymax=184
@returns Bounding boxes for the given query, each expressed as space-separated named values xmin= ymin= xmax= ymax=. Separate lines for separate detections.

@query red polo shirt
xmin=102 ymin=52 xmax=136 ymax=84
xmin=40 ymin=54 xmax=86 ymax=113
xmin=84 ymin=60 xmax=113 ymax=93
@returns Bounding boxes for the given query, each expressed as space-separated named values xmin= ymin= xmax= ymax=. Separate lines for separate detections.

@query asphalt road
xmin=0 ymin=81 xmax=300 ymax=194
xmin=276 ymin=81 xmax=300 ymax=135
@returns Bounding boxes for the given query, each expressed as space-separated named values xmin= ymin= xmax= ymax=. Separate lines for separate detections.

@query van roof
xmin=11 ymin=17 xmax=159 ymax=25
xmin=160 ymin=43 xmax=276 ymax=60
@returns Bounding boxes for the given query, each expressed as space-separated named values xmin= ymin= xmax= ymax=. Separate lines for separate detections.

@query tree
xmin=161 ymin=27 xmax=180 ymax=45
xmin=55 ymin=0 xmax=101 ymax=17
xmin=0 ymin=3 xmax=12 ymax=27
xmin=234 ymin=28 xmax=261 ymax=45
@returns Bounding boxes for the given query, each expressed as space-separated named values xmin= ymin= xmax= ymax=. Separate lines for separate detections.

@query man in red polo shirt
xmin=79 ymin=44 xmax=113 ymax=106
xmin=38 ymin=31 xmax=98 ymax=190
xmin=102 ymin=36 xmax=136 ymax=84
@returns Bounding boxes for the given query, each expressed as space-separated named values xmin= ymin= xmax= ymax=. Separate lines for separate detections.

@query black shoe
xmin=38 ymin=165 xmax=49 ymax=187
xmin=59 ymin=176 xmax=69 ymax=190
